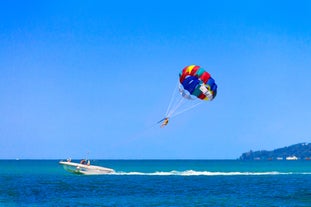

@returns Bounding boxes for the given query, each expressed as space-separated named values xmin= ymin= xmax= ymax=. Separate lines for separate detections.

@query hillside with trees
xmin=239 ymin=143 xmax=311 ymax=160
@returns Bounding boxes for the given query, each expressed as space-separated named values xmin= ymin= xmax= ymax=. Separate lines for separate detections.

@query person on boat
xmin=80 ymin=159 xmax=86 ymax=165
xmin=161 ymin=117 xmax=169 ymax=128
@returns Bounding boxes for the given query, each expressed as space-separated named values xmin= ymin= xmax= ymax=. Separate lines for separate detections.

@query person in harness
xmin=160 ymin=117 xmax=169 ymax=128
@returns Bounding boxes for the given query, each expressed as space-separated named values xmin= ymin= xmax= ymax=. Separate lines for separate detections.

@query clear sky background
xmin=1 ymin=0 xmax=311 ymax=159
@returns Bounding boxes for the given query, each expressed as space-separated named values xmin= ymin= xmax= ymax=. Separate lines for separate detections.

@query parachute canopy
xmin=163 ymin=65 xmax=217 ymax=120
xmin=179 ymin=65 xmax=217 ymax=101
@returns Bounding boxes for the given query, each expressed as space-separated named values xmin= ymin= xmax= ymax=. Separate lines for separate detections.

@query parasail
xmin=179 ymin=65 xmax=217 ymax=101
xmin=160 ymin=65 xmax=217 ymax=127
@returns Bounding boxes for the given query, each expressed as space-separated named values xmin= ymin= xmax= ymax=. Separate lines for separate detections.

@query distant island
xmin=239 ymin=143 xmax=311 ymax=160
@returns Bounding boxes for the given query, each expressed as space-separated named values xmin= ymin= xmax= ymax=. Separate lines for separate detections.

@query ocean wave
xmin=112 ymin=170 xmax=311 ymax=176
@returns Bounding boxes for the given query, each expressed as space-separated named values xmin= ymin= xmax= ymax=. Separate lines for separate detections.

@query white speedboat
xmin=59 ymin=159 xmax=115 ymax=175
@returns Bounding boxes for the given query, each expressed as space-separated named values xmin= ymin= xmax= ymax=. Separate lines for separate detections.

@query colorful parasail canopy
xmin=179 ymin=65 xmax=217 ymax=101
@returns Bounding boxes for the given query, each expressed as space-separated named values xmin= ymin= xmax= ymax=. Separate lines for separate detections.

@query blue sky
xmin=1 ymin=0 xmax=311 ymax=159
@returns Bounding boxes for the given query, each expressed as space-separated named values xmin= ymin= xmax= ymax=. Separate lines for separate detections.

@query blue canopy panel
xmin=181 ymin=76 xmax=200 ymax=95
xmin=212 ymin=83 xmax=217 ymax=98
xmin=206 ymin=77 xmax=215 ymax=89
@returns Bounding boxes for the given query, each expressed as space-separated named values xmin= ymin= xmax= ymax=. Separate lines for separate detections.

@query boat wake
xmin=111 ymin=170 xmax=311 ymax=176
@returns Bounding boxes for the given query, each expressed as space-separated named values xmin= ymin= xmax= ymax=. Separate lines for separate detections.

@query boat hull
xmin=59 ymin=161 xmax=115 ymax=175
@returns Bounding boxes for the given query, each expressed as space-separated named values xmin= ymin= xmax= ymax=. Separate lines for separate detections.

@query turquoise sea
xmin=1 ymin=159 xmax=311 ymax=206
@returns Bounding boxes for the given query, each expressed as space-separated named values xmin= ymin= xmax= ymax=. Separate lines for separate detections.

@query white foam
xmin=111 ymin=170 xmax=306 ymax=176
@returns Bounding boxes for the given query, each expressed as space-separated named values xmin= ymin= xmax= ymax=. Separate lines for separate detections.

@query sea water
xmin=1 ymin=160 xmax=311 ymax=206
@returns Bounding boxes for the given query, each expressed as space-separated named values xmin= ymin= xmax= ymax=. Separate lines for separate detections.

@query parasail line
xmin=170 ymin=100 xmax=202 ymax=118
xmin=166 ymin=96 xmax=185 ymax=118
xmin=165 ymin=80 xmax=181 ymax=117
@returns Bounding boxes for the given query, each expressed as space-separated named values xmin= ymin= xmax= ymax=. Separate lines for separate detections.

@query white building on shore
xmin=286 ymin=156 xmax=298 ymax=160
